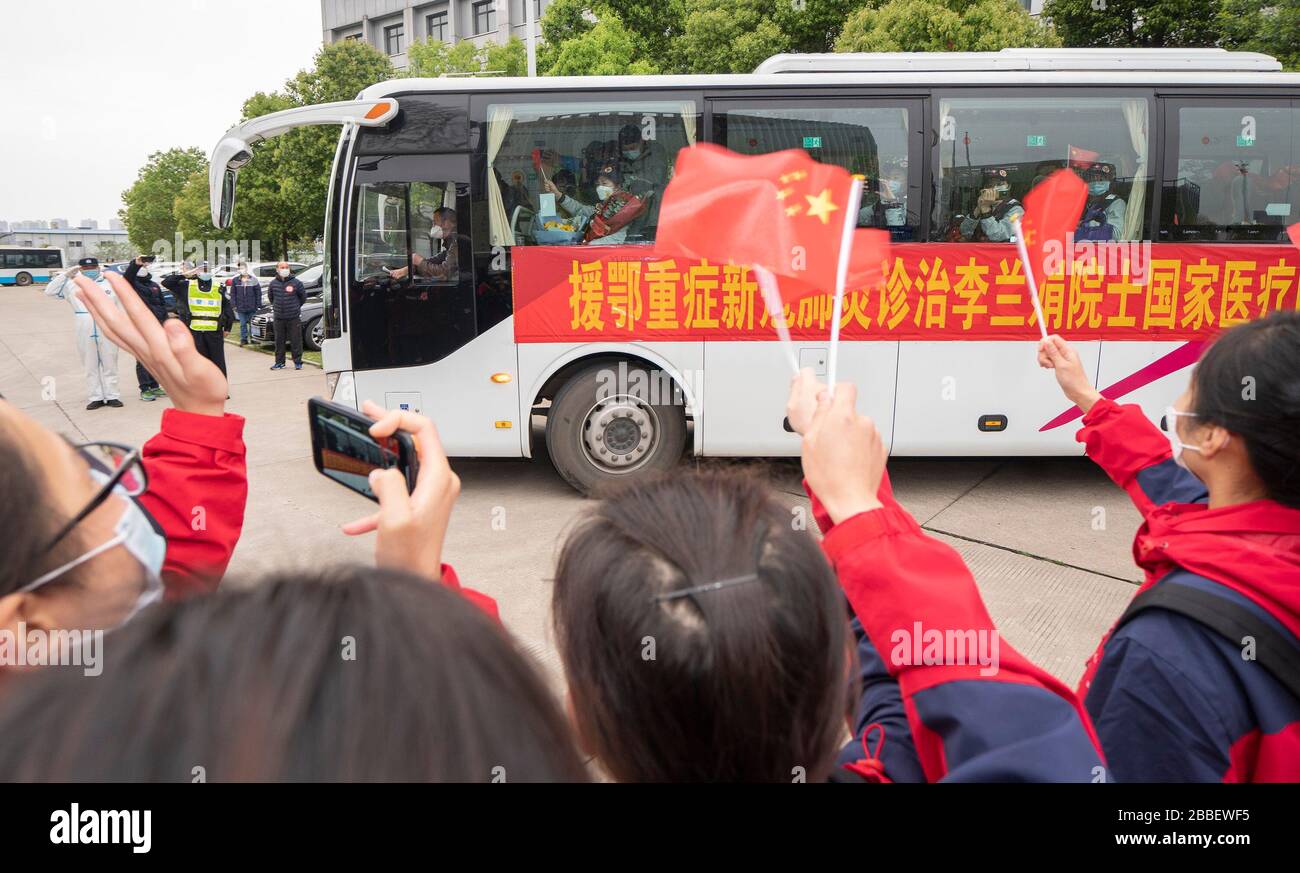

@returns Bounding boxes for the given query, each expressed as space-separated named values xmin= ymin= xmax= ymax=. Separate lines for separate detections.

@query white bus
xmin=1 ymin=246 xmax=65 ymax=286
xmin=211 ymin=49 xmax=1300 ymax=493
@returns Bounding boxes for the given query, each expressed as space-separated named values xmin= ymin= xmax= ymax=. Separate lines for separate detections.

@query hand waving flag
xmin=1013 ymin=169 xmax=1087 ymax=339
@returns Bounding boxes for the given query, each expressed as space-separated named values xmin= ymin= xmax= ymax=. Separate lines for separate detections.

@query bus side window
xmin=482 ymin=99 xmax=701 ymax=249
xmin=1161 ymin=102 xmax=1298 ymax=243
xmin=712 ymin=100 xmax=917 ymax=240
xmin=932 ymin=95 xmax=1152 ymax=244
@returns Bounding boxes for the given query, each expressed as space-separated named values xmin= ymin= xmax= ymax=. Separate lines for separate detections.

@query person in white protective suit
xmin=44 ymin=256 xmax=125 ymax=410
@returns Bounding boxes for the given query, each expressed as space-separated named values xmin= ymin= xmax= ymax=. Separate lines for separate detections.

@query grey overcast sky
xmin=1 ymin=0 xmax=325 ymax=225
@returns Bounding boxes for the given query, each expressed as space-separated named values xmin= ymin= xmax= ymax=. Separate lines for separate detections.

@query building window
xmin=69 ymin=240 xmax=83 ymax=248
xmin=520 ymin=0 xmax=541 ymax=20
xmin=473 ymin=1 xmax=496 ymax=34
xmin=426 ymin=11 xmax=448 ymax=41
xmin=343 ymin=32 xmax=362 ymax=41
xmin=383 ymin=23 xmax=405 ymax=56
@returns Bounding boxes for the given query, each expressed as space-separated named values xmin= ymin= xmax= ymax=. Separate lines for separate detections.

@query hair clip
xmin=651 ymin=573 xmax=761 ymax=604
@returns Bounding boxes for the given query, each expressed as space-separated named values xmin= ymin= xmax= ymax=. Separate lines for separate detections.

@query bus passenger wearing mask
xmin=544 ymin=164 xmax=643 ymax=246
xmin=385 ymin=208 xmax=465 ymax=284
xmin=957 ymin=168 xmax=1024 ymax=243
xmin=1075 ymin=162 xmax=1127 ymax=241
xmin=617 ymin=123 xmax=669 ymax=194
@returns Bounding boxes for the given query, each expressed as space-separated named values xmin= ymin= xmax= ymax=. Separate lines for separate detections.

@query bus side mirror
xmin=219 ymin=168 xmax=238 ymax=229
xmin=210 ymin=137 xmax=253 ymax=229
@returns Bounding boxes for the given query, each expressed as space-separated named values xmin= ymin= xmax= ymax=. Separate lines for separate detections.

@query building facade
xmin=320 ymin=0 xmax=550 ymax=71
xmin=0 ymin=226 xmax=131 ymax=262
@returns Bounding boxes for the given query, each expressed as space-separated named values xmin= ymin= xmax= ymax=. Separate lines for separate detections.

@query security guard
xmin=161 ymin=262 xmax=234 ymax=378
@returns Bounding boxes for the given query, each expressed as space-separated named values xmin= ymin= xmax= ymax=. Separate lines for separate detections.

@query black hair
xmin=1191 ymin=310 xmax=1300 ymax=508
xmin=0 ymin=416 xmax=86 ymax=597
xmin=552 ymin=469 xmax=848 ymax=782
xmin=0 ymin=567 xmax=589 ymax=782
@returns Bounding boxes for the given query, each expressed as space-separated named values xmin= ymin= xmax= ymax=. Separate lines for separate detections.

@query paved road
xmin=1 ymin=284 xmax=1143 ymax=687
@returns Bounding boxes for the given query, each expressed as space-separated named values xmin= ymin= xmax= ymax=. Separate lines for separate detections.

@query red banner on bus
xmin=512 ymin=243 xmax=1299 ymax=343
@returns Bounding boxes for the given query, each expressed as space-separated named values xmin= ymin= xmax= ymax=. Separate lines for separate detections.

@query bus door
xmin=700 ymin=95 xmax=924 ymax=455
xmin=347 ymin=152 xmax=522 ymax=457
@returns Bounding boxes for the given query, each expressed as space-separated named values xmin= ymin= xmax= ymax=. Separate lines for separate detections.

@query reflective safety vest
xmin=188 ymin=280 xmax=222 ymax=332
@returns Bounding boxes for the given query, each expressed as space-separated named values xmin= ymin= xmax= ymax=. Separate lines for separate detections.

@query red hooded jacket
xmin=1077 ymin=398 xmax=1300 ymax=782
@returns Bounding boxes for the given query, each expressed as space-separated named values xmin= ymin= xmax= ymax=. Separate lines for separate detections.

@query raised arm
xmin=795 ymin=378 xmax=1106 ymax=782
xmin=1039 ymin=334 xmax=1206 ymax=513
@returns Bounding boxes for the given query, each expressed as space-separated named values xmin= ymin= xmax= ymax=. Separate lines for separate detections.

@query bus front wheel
xmin=545 ymin=362 xmax=688 ymax=496
xmin=14 ymin=272 xmax=32 ymax=287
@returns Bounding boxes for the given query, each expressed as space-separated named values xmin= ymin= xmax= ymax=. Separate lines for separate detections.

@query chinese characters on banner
xmin=511 ymin=244 xmax=1298 ymax=343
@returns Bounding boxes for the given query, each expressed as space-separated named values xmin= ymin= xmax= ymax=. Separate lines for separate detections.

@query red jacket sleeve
xmin=437 ymin=563 xmax=501 ymax=623
xmin=808 ymin=482 xmax=1106 ymax=781
xmin=1076 ymin=398 xmax=1176 ymax=515
xmin=138 ymin=408 xmax=248 ymax=599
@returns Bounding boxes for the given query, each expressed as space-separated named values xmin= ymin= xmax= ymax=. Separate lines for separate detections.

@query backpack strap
xmin=1116 ymin=582 xmax=1300 ymax=701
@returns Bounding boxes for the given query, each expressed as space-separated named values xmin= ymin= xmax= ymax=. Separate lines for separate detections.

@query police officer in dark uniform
xmin=161 ymin=261 xmax=234 ymax=378
xmin=122 ymin=254 xmax=173 ymax=401
xmin=1075 ymin=162 xmax=1127 ymax=241
xmin=957 ymin=167 xmax=1025 ymax=242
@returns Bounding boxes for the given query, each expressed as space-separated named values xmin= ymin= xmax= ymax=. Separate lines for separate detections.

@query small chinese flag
xmin=656 ymin=143 xmax=860 ymax=301
xmin=1067 ymin=144 xmax=1099 ymax=169
xmin=1017 ymin=169 xmax=1087 ymax=287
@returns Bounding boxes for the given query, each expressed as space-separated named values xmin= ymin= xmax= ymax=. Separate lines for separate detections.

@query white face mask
xmin=138 ymin=266 xmax=150 ymax=278
xmin=20 ymin=470 xmax=166 ymax=628
xmin=197 ymin=273 xmax=212 ymax=283
xmin=277 ymin=268 xmax=290 ymax=278
xmin=596 ymin=185 xmax=614 ymax=201
xmin=239 ymin=266 xmax=249 ymax=276
xmin=428 ymin=224 xmax=444 ymax=241
xmin=1163 ymin=406 xmax=1213 ymax=470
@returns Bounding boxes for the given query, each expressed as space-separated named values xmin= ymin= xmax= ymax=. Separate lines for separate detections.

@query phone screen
xmin=308 ymin=398 xmax=414 ymax=501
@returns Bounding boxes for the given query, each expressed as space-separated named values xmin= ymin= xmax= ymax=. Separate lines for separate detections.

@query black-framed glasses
xmin=44 ymin=440 xmax=147 ymax=553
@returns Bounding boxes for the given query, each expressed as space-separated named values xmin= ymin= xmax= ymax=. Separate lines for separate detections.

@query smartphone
xmin=141 ymin=254 xmax=156 ymax=264
xmin=308 ymin=397 xmax=419 ymax=502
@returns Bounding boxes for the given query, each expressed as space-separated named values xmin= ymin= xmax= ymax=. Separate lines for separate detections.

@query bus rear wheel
xmin=545 ymin=362 xmax=688 ymax=496
xmin=15 ymin=272 xmax=32 ymax=287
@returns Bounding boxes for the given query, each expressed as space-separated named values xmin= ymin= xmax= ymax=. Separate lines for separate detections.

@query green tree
xmin=173 ymin=168 xmax=220 ymax=243
xmin=484 ymin=36 xmax=530 ymax=77
xmin=407 ymin=35 xmax=529 ymax=77
xmin=92 ymin=240 xmax=134 ymax=262
xmin=544 ymin=11 xmax=659 ymax=75
xmin=1218 ymin=0 xmax=1300 ymax=70
xmin=226 ymin=91 xmax=303 ymax=260
xmin=275 ymin=40 xmax=394 ymax=250
xmin=771 ymin=0 xmax=876 ymax=54
xmin=119 ymin=147 xmax=206 ymax=252
xmin=407 ymin=37 xmax=484 ymax=76
xmin=678 ymin=0 xmax=791 ymax=73
xmin=837 ymin=0 xmax=1059 ymax=52
xmin=1043 ymin=0 xmax=1220 ymax=48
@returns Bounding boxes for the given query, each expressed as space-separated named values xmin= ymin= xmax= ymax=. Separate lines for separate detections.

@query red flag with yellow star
xmin=1017 ymin=169 xmax=1087 ymax=289
xmin=655 ymin=143 xmax=861 ymax=300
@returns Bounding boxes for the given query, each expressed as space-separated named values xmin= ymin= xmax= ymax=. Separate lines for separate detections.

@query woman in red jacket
xmin=0 ymin=270 xmax=248 ymax=641
xmin=1039 ymin=312 xmax=1300 ymax=781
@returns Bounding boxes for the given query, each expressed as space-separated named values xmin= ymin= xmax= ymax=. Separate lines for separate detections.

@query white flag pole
xmin=1012 ymin=215 xmax=1049 ymax=342
xmin=826 ymin=178 xmax=863 ymax=397
xmin=753 ymin=264 xmax=799 ymax=374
